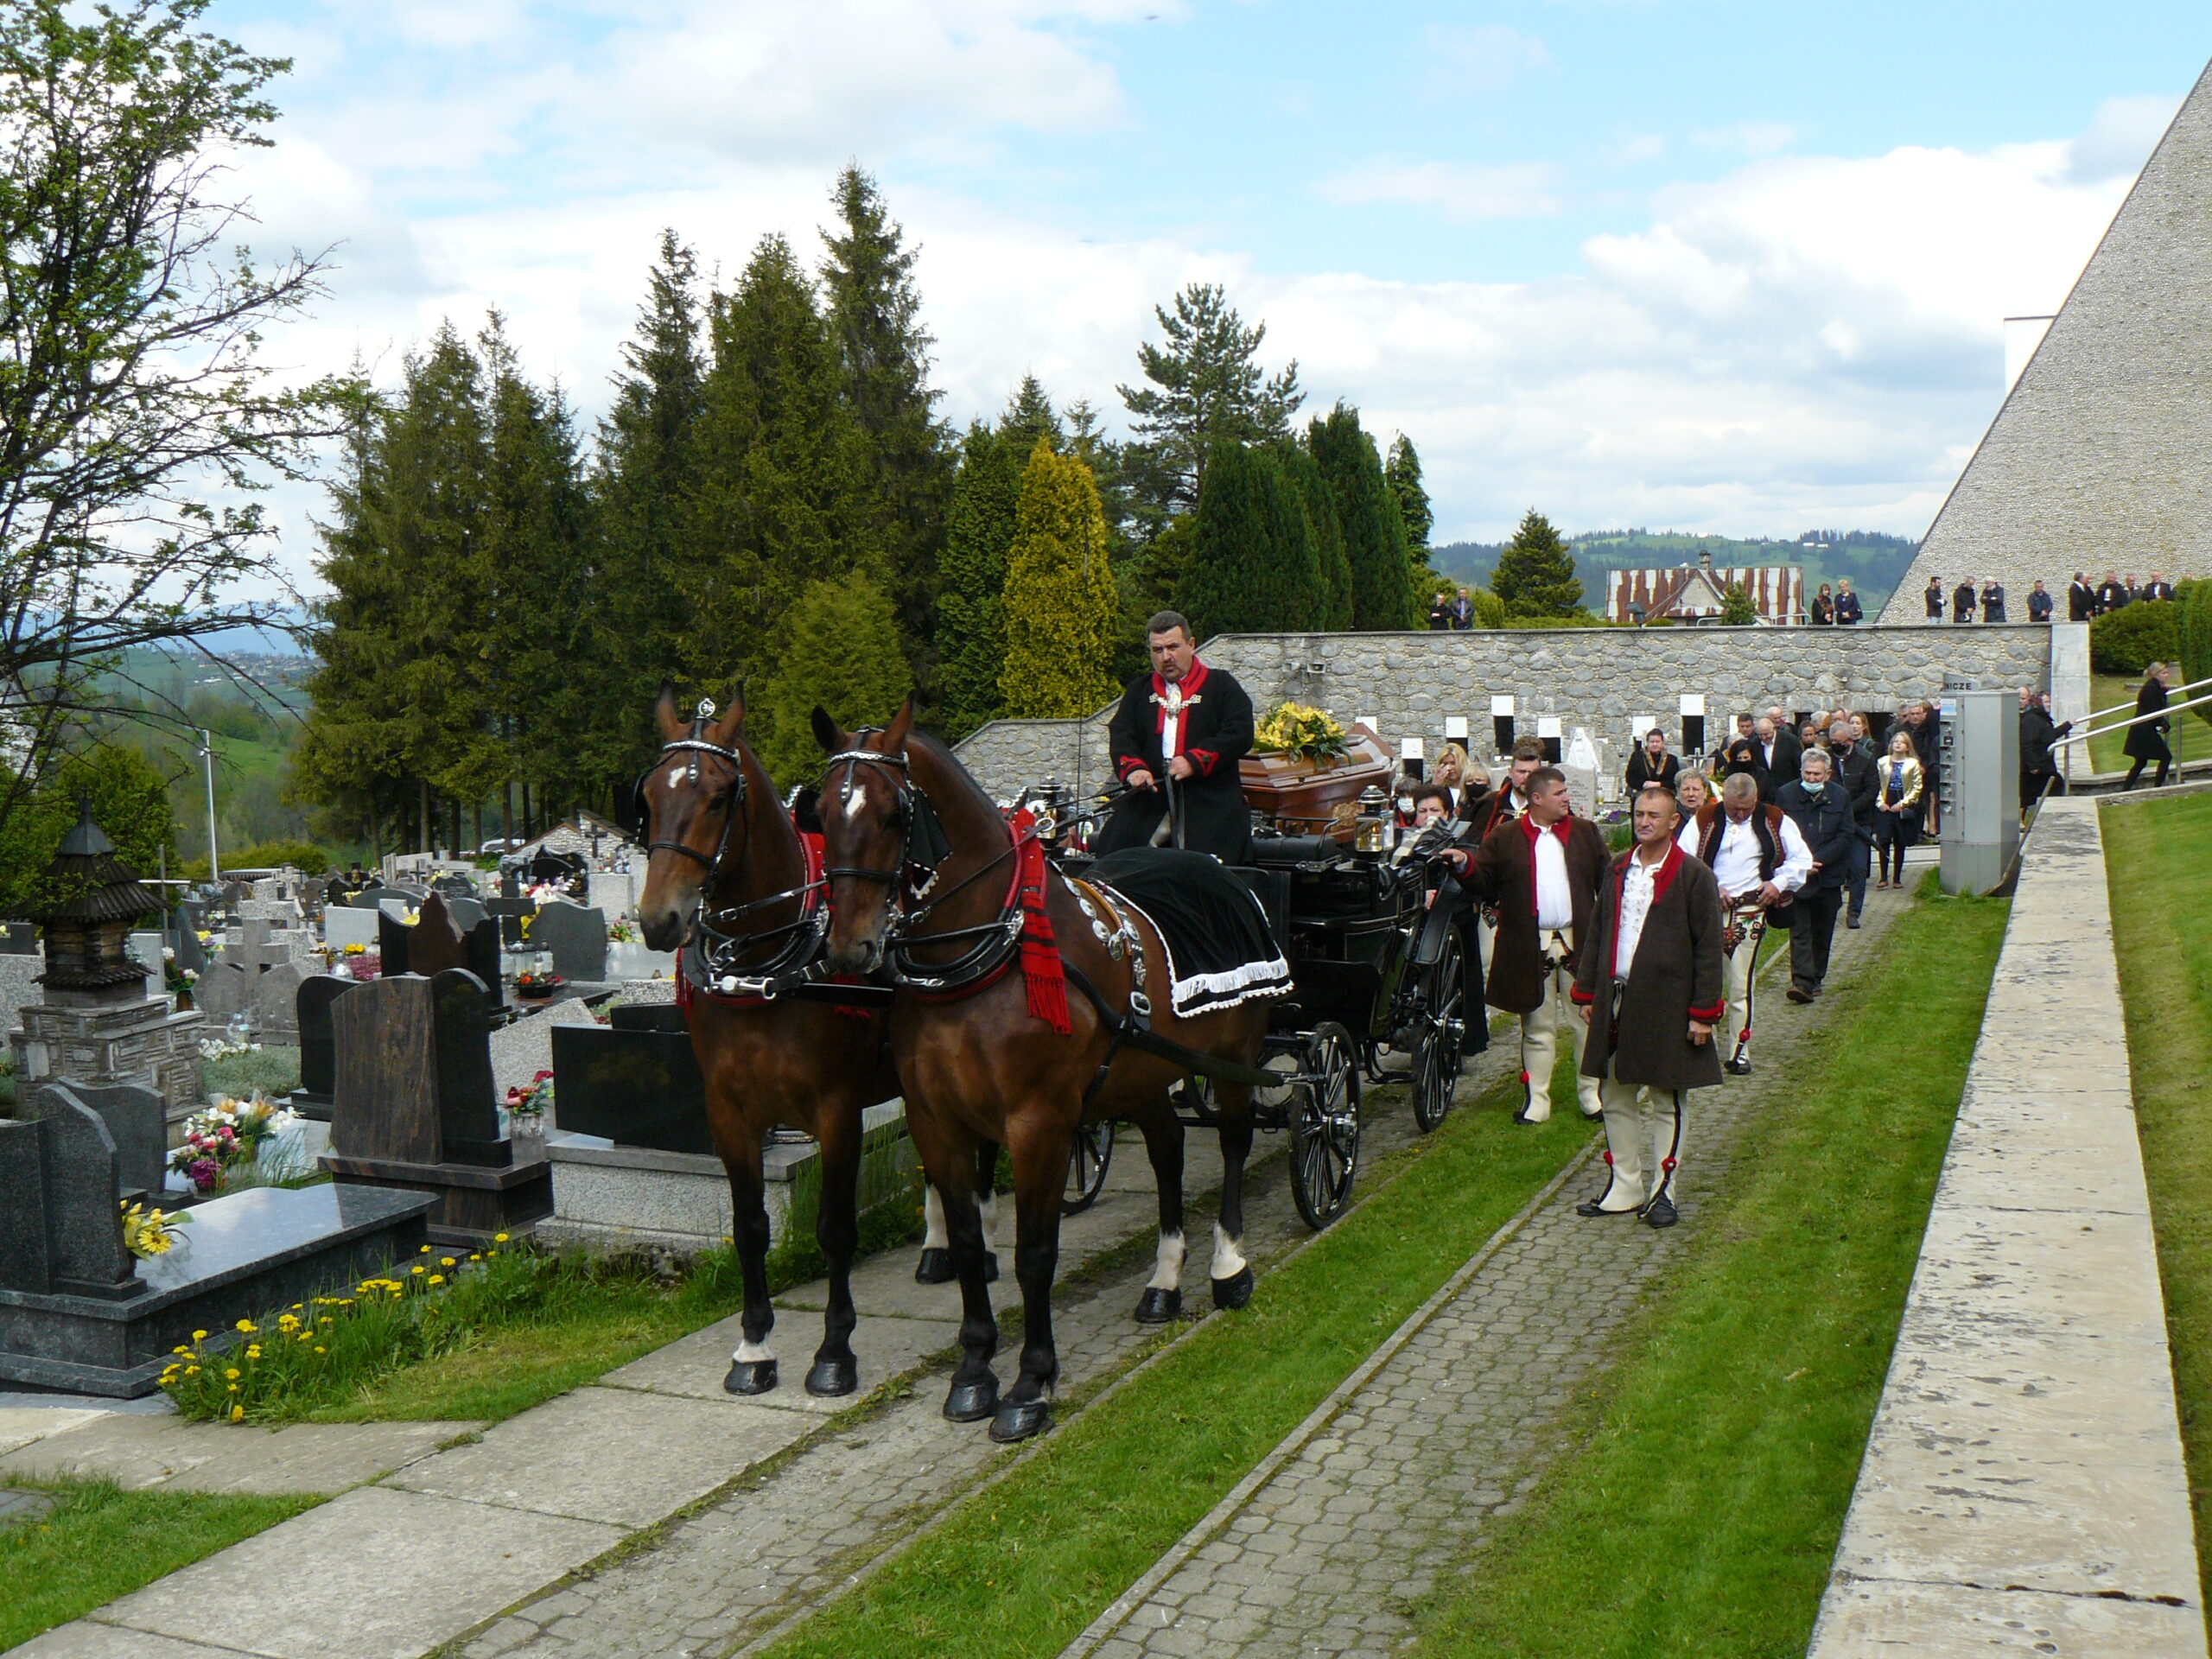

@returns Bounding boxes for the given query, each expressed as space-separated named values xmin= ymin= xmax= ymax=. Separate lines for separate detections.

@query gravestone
xmin=486 ymin=897 xmax=533 ymax=950
xmin=550 ymin=1005 xmax=709 ymax=1154
xmin=167 ymin=909 xmax=207 ymax=975
xmin=531 ymin=901 xmax=607 ymax=983
xmin=288 ymin=974 xmax=354 ymax=1120
xmin=321 ymin=968 xmax=550 ymax=1244
xmin=323 ymin=906 xmax=379 ymax=950
xmin=1 ymin=921 xmax=39 ymax=954
xmin=251 ymin=957 xmax=308 ymax=1045
xmin=9 ymin=1085 xmax=141 ymax=1299
xmin=346 ymin=887 xmax=389 ymax=910
xmin=65 ymin=1083 xmax=168 ymax=1198
xmin=197 ymin=918 xmax=319 ymax=1037
xmin=432 ymin=874 xmax=476 ymax=900
xmin=404 ymin=893 xmax=472 ymax=976
xmin=443 ymin=894 xmax=489 ymax=933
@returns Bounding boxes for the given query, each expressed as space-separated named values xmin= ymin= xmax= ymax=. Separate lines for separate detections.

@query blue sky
xmin=206 ymin=1 xmax=2209 ymax=579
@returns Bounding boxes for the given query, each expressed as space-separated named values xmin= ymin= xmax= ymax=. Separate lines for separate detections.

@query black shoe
xmin=1643 ymin=1194 xmax=1678 ymax=1228
xmin=1582 ymin=1109 xmax=1605 ymax=1126
xmin=1725 ymin=1052 xmax=1751 ymax=1076
xmin=1785 ymin=983 xmax=1813 ymax=1004
xmin=1846 ymin=912 xmax=1861 ymax=929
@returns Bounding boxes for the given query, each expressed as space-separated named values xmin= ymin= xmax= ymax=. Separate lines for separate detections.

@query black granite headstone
xmin=463 ymin=918 xmax=503 ymax=1013
xmin=0 ymin=1118 xmax=52 ymax=1290
xmin=16 ymin=1085 xmax=142 ymax=1300
xmin=530 ymin=901 xmax=607 ymax=982
xmin=347 ymin=887 xmax=388 ymax=910
xmin=0 ymin=920 xmax=38 ymax=955
xmin=430 ymin=969 xmax=506 ymax=1167
xmin=65 ymin=1084 xmax=168 ymax=1198
xmin=486 ymin=898 xmax=532 ymax=950
xmin=330 ymin=975 xmax=441 ymax=1165
xmin=549 ymin=1019 xmax=710 ymax=1154
xmin=444 ymin=894 xmax=488 ymax=933
xmin=433 ymin=874 xmax=475 ymax=899
xmin=291 ymin=975 xmax=356 ymax=1117
xmin=167 ymin=907 xmax=207 ymax=974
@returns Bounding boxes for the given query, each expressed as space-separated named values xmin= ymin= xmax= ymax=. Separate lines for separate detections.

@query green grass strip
xmin=1407 ymin=879 xmax=2008 ymax=1656
xmin=2101 ymin=792 xmax=2212 ymax=1611
xmin=764 ymin=1072 xmax=1597 ymax=1659
xmin=0 ymin=1479 xmax=323 ymax=1651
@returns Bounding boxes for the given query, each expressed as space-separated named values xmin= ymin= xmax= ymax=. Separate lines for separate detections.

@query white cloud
xmin=1420 ymin=23 xmax=1553 ymax=95
xmin=1319 ymin=161 xmax=1563 ymax=221
xmin=1693 ymin=121 xmax=1796 ymax=156
xmin=2063 ymin=92 xmax=2183 ymax=182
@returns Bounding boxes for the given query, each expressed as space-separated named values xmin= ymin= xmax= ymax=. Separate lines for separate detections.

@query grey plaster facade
xmin=1881 ymin=57 xmax=2212 ymax=620
xmin=954 ymin=625 xmax=2058 ymax=798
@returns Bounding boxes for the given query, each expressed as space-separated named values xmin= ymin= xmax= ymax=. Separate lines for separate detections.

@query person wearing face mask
xmin=1681 ymin=772 xmax=1811 ymax=1076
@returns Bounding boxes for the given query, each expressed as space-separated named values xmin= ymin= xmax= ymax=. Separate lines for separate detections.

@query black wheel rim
xmin=1413 ymin=934 xmax=1465 ymax=1132
xmin=1292 ymin=1025 xmax=1360 ymax=1230
xmin=1062 ymin=1119 xmax=1113 ymax=1215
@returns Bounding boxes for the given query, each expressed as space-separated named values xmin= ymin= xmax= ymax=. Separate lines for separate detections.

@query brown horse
xmin=811 ymin=702 xmax=1272 ymax=1442
xmin=634 ymin=687 xmax=901 ymax=1398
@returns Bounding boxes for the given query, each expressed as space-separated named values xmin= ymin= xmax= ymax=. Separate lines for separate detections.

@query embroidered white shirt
xmin=1677 ymin=813 xmax=1812 ymax=899
xmin=1532 ymin=828 xmax=1573 ymax=930
xmin=1615 ymin=850 xmax=1664 ymax=976
xmin=1159 ymin=682 xmax=1186 ymax=760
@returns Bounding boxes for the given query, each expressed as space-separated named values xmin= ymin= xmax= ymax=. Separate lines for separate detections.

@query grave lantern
xmin=28 ymin=800 xmax=161 ymax=1000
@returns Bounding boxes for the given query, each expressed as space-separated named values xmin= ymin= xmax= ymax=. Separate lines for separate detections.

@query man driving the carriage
xmin=1094 ymin=611 xmax=1257 ymax=865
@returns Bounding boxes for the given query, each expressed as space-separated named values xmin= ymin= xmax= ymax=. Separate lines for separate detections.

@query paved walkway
xmin=1061 ymin=868 xmax=1919 ymax=1659
xmin=1809 ymin=798 xmax=2209 ymax=1658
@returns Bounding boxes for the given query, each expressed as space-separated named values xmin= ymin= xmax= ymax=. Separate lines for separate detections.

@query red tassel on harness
xmin=1008 ymin=809 xmax=1071 ymax=1035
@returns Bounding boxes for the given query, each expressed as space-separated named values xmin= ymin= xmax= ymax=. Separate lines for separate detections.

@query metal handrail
xmin=2050 ymin=689 xmax=2212 ymax=748
xmin=2071 ymin=673 xmax=2212 ymax=736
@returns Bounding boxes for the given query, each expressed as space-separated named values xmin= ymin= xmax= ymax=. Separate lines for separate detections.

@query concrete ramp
xmin=1808 ymin=796 xmax=2206 ymax=1656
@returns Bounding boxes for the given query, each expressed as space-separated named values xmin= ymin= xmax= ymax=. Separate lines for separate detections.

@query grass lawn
xmin=0 ymin=1480 xmax=322 ymax=1651
xmin=2101 ymin=792 xmax=2212 ymax=1611
xmin=1404 ymin=875 xmax=2009 ymax=1657
xmin=201 ymin=1044 xmax=303 ymax=1103
xmin=763 ymin=1070 xmax=1599 ymax=1659
xmin=2088 ymin=673 xmax=2212 ymax=775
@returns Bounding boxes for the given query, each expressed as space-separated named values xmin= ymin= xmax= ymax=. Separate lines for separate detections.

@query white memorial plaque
xmin=1400 ymin=737 xmax=1425 ymax=761
xmin=1537 ymin=716 xmax=1562 ymax=739
xmin=1444 ymin=716 xmax=1469 ymax=741
xmin=1491 ymin=695 xmax=1515 ymax=716
xmin=1680 ymin=693 xmax=1706 ymax=716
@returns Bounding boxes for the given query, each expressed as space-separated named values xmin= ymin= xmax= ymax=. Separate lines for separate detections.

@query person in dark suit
xmin=1095 ymin=611 xmax=1255 ymax=862
xmin=2143 ymin=573 xmax=2177 ymax=603
xmin=1753 ymin=712 xmax=1799 ymax=803
xmin=2018 ymin=687 xmax=2072 ymax=815
xmin=1427 ymin=592 xmax=1451 ymax=630
xmin=1449 ymin=587 xmax=1476 ymax=629
xmin=1827 ymin=719 xmax=1878 ymax=927
xmin=2027 ymin=581 xmax=2054 ymax=623
xmin=2095 ymin=572 xmax=2129 ymax=614
xmin=1777 ymin=748 xmax=1854 ymax=1001
xmin=1951 ymin=579 xmax=1977 ymax=623
xmin=1904 ymin=699 xmax=1942 ymax=836
xmin=2068 ymin=573 xmax=2096 ymax=622
xmin=1624 ymin=728 xmax=1680 ymax=795
xmin=2124 ymin=663 xmax=2175 ymax=790
xmin=1568 ymin=785 xmax=1726 ymax=1227
xmin=1833 ymin=581 xmax=1864 ymax=625
xmin=1923 ymin=577 xmax=1944 ymax=623
xmin=1808 ymin=585 xmax=1834 ymax=626
xmin=1980 ymin=579 xmax=2006 ymax=622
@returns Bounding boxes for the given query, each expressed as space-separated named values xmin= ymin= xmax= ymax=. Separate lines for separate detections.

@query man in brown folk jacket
xmin=1570 ymin=785 xmax=1726 ymax=1228
xmin=1451 ymin=765 xmax=1610 ymax=1124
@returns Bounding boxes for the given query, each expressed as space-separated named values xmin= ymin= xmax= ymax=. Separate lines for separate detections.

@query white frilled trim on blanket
xmin=1099 ymin=889 xmax=1294 ymax=1017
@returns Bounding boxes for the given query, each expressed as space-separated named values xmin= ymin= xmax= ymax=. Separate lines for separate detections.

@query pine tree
xmin=1307 ymin=404 xmax=1418 ymax=630
xmin=1119 ymin=283 xmax=1302 ymax=515
xmin=937 ymin=423 xmax=1021 ymax=739
xmin=820 ymin=167 xmax=952 ymax=699
xmin=1179 ymin=442 xmax=1323 ymax=639
xmin=1491 ymin=509 xmax=1586 ymax=620
xmin=1385 ymin=435 xmax=1433 ymax=560
xmin=999 ymin=374 xmax=1064 ymax=454
xmin=998 ymin=440 xmax=1120 ymax=719
xmin=756 ymin=573 xmax=912 ymax=785
xmin=1278 ymin=443 xmax=1353 ymax=629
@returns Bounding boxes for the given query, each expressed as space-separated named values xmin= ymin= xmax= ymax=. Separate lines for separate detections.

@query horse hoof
xmin=805 ymin=1357 xmax=859 ymax=1397
xmin=915 ymin=1248 xmax=955 ymax=1285
xmin=944 ymin=1376 xmax=999 ymax=1422
xmin=1135 ymin=1287 xmax=1182 ymax=1324
xmin=988 ymin=1399 xmax=1052 ymax=1443
xmin=723 ymin=1358 xmax=778 ymax=1395
xmin=983 ymin=1251 xmax=1001 ymax=1285
xmin=1211 ymin=1267 xmax=1255 ymax=1311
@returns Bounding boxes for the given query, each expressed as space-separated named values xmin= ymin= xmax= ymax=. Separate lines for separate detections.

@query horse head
xmin=635 ymin=683 xmax=752 ymax=954
xmin=812 ymin=697 xmax=915 ymax=977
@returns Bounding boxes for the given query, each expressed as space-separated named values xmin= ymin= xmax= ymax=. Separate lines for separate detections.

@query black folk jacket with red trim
xmin=1571 ymin=842 xmax=1727 ymax=1092
xmin=1095 ymin=663 xmax=1256 ymax=863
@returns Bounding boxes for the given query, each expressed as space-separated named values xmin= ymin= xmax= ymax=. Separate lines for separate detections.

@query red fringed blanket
xmin=1007 ymin=807 xmax=1070 ymax=1035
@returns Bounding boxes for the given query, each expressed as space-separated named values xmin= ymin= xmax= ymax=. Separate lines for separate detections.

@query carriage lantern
xmin=1354 ymin=785 xmax=1389 ymax=854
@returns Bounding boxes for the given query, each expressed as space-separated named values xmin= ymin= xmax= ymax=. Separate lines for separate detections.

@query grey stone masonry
xmin=1808 ymin=798 xmax=2207 ymax=1657
xmin=1882 ymin=58 xmax=2212 ymax=619
xmin=955 ymin=626 xmax=2055 ymax=799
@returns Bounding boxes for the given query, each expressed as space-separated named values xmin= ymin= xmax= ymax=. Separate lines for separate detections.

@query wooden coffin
xmin=1240 ymin=726 xmax=1395 ymax=836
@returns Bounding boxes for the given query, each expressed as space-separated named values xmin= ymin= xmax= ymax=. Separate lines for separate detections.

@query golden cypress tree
xmin=998 ymin=438 xmax=1120 ymax=718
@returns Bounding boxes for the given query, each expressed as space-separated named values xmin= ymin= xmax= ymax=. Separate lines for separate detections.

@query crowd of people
xmin=1923 ymin=569 xmax=2180 ymax=625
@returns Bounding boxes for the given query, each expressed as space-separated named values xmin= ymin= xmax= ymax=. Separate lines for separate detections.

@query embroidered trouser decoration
xmin=1724 ymin=906 xmax=1765 ymax=1063
xmin=1521 ymin=933 xmax=1602 ymax=1122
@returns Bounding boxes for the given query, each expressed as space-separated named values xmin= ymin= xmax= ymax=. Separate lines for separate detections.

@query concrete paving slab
xmin=1937 ymin=1112 xmax=2153 ymax=1215
xmin=601 ymin=1311 xmax=962 ymax=1414
xmin=0 ymin=1414 xmax=474 ymax=1495
xmin=0 ymin=1406 xmax=105 ymax=1458
xmin=385 ymin=1386 xmax=806 ymax=1527
xmin=89 ymin=1484 xmax=621 ymax=1659
xmin=1906 ymin=1203 xmax=2174 ymax=1340
xmin=8 ymin=1626 xmax=258 ymax=1658
xmin=1813 ymin=1577 xmax=2209 ymax=1658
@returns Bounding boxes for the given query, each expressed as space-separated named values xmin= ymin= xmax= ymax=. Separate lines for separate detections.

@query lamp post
xmin=199 ymin=728 xmax=219 ymax=883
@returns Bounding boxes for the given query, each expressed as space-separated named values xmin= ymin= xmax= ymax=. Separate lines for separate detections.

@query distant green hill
xmin=1433 ymin=529 xmax=1920 ymax=614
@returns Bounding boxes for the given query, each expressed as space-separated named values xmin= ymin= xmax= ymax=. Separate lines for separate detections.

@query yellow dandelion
xmin=420 ymin=1244 xmax=432 ymax=1254
xmin=193 ymin=1329 xmax=208 ymax=1341
xmin=173 ymin=1345 xmax=192 ymax=1355
xmin=245 ymin=1345 xmax=262 ymax=1359
xmin=427 ymin=1274 xmax=445 ymax=1286
xmin=494 ymin=1232 xmax=510 ymax=1243
xmin=186 ymin=1365 xmax=199 ymax=1376
xmin=441 ymin=1257 xmax=456 ymax=1268
xmin=232 ymin=1404 xmax=244 ymax=1422
xmin=469 ymin=1253 xmax=481 ymax=1262
xmin=411 ymin=1265 xmax=425 ymax=1275
xmin=235 ymin=1319 xmax=257 ymax=1334
xmin=227 ymin=1382 xmax=238 ymax=1393
xmin=314 ymin=1346 xmax=326 ymax=1355
xmin=225 ymin=1368 xmax=240 ymax=1380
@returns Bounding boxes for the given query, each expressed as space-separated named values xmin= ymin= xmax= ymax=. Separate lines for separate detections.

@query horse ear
xmin=882 ymin=696 xmax=915 ymax=754
xmin=654 ymin=682 xmax=684 ymax=741
xmin=810 ymin=705 xmax=847 ymax=755
xmin=713 ymin=683 xmax=746 ymax=743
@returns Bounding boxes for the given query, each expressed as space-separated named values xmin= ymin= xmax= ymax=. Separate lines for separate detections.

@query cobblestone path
xmin=1065 ymin=875 xmax=1918 ymax=1659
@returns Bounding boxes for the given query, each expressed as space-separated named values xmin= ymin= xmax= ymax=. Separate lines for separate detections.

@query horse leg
xmin=916 ymin=1184 xmax=954 ymax=1284
xmin=1132 ymin=1099 xmax=1186 ymax=1324
xmin=976 ymin=1140 xmax=1002 ymax=1284
xmin=991 ymin=1109 xmax=1068 ymax=1443
xmin=721 ymin=1127 xmax=779 ymax=1395
xmin=805 ymin=1104 xmax=862 ymax=1396
xmin=911 ymin=1117 xmax=1000 ymax=1423
xmin=1209 ymin=1082 xmax=1257 ymax=1311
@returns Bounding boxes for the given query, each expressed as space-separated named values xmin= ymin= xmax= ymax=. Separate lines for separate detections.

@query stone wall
xmin=1879 ymin=60 xmax=2212 ymax=620
xmin=954 ymin=624 xmax=2057 ymax=798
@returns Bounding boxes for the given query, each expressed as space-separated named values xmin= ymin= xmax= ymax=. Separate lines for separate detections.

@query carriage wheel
xmin=1063 ymin=1117 xmax=1116 ymax=1215
xmin=1411 ymin=930 xmax=1466 ymax=1134
xmin=1290 ymin=1023 xmax=1361 ymax=1231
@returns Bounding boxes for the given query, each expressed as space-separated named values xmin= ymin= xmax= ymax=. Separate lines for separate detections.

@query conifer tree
xmin=937 ymin=424 xmax=1021 ymax=739
xmin=1179 ymin=442 xmax=1322 ymax=639
xmin=1385 ymin=435 xmax=1433 ymax=560
xmin=820 ymin=167 xmax=952 ymax=696
xmin=1119 ymin=283 xmax=1302 ymax=517
xmin=1278 ymin=443 xmax=1353 ymax=629
xmin=998 ymin=440 xmax=1120 ymax=718
xmin=999 ymin=374 xmax=1063 ymax=454
xmin=1491 ymin=509 xmax=1586 ymax=620
xmin=757 ymin=573 xmax=912 ymax=785
xmin=1307 ymin=403 xmax=1418 ymax=630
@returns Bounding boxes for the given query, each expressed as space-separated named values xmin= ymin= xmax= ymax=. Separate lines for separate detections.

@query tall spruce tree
xmin=757 ymin=572 xmax=912 ymax=785
xmin=1491 ymin=508 xmax=1586 ymax=619
xmin=999 ymin=374 xmax=1063 ymax=454
xmin=998 ymin=440 xmax=1119 ymax=718
xmin=937 ymin=424 xmax=1021 ymax=739
xmin=1118 ymin=283 xmax=1302 ymax=518
xmin=820 ymin=167 xmax=951 ymax=699
xmin=1179 ymin=442 xmax=1323 ymax=639
xmin=1307 ymin=403 xmax=1418 ymax=630
xmin=1385 ymin=435 xmax=1433 ymax=562
xmin=1278 ymin=443 xmax=1353 ymax=629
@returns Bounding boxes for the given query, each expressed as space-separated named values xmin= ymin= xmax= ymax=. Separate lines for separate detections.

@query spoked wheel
xmin=1063 ymin=1117 xmax=1115 ymax=1215
xmin=1290 ymin=1022 xmax=1362 ymax=1231
xmin=1411 ymin=930 xmax=1466 ymax=1134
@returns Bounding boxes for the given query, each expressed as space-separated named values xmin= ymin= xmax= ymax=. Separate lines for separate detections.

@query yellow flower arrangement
xmin=120 ymin=1200 xmax=188 ymax=1259
xmin=1253 ymin=702 xmax=1351 ymax=764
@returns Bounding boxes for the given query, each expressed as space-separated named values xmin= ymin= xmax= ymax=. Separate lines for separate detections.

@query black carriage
xmin=1051 ymin=809 xmax=1474 ymax=1233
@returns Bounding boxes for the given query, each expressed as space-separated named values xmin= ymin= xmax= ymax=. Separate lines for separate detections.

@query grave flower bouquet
xmin=607 ymin=918 xmax=639 ymax=944
xmin=121 ymin=1199 xmax=188 ymax=1259
xmin=514 ymin=970 xmax=564 ymax=996
xmin=169 ymin=1095 xmax=297 ymax=1194
xmin=1253 ymin=702 xmax=1351 ymax=764
xmin=504 ymin=1069 xmax=554 ymax=1118
xmin=197 ymin=1033 xmax=263 ymax=1062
